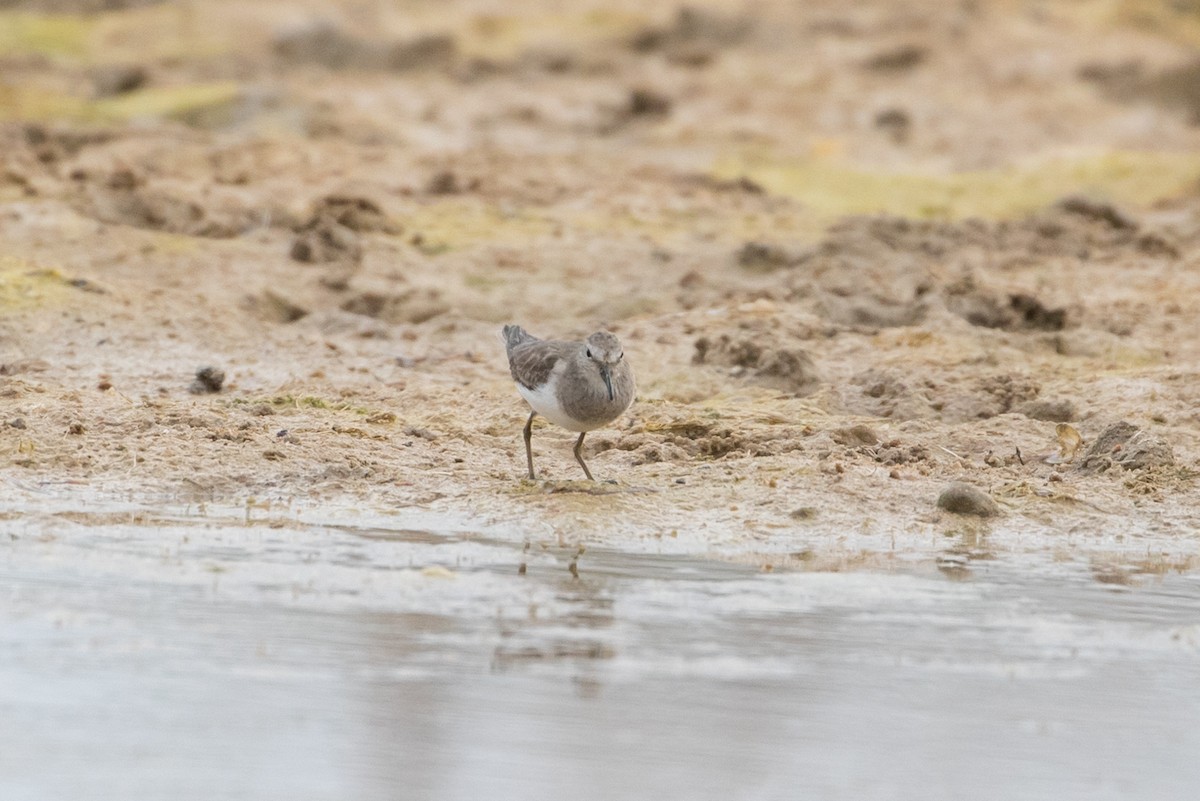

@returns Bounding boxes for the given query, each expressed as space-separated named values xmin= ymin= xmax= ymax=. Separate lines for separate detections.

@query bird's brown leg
xmin=524 ymin=412 xmax=537 ymax=480
xmin=573 ymin=432 xmax=594 ymax=481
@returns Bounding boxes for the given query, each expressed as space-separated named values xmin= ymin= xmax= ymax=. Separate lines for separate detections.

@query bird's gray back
xmin=506 ymin=336 xmax=578 ymax=390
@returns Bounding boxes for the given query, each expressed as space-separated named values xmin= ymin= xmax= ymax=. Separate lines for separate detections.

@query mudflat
xmin=3 ymin=0 xmax=1198 ymax=572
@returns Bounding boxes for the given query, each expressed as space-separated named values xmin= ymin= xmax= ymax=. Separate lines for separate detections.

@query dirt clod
xmin=1077 ymin=422 xmax=1175 ymax=474
xmin=1016 ymin=399 xmax=1077 ymax=422
xmin=831 ymin=424 xmax=880 ymax=447
xmin=864 ymin=44 xmax=926 ymax=72
xmin=274 ymin=20 xmax=456 ymax=72
xmin=874 ymin=108 xmax=911 ymax=143
xmin=693 ymin=334 xmax=821 ymax=395
xmin=303 ymin=195 xmax=399 ymax=234
xmin=427 ymin=171 xmax=461 ymax=194
xmin=737 ymin=241 xmax=795 ymax=271
xmin=1056 ymin=196 xmax=1137 ymax=231
xmin=291 ymin=217 xmax=362 ymax=264
xmin=341 ymin=289 xmax=449 ymax=324
xmin=190 ymin=367 xmax=226 ymax=395
xmin=90 ymin=64 xmax=148 ymax=98
xmin=946 ymin=278 xmax=1066 ymax=331
xmin=628 ymin=88 xmax=672 ymax=117
xmin=630 ymin=6 xmax=751 ymax=54
xmin=254 ymin=290 xmax=310 ymax=324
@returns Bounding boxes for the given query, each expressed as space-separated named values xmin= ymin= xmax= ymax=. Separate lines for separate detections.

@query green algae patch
xmin=0 ymin=84 xmax=84 ymax=121
xmin=0 ymin=13 xmax=93 ymax=58
xmin=0 ymin=260 xmax=79 ymax=309
xmin=459 ymin=8 xmax=650 ymax=61
xmin=0 ymin=81 xmax=241 ymax=125
xmin=406 ymin=200 xmax=558 ymax=252
xmin=88 ymin=82 xmax=242 ymax=124
xmin=713 ymin=150 xmax=1200 ymax=220
xmin=0 ymin=7 xmax=231 ymax=64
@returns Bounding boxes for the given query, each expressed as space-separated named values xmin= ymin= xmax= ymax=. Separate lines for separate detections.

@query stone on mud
xmin=936 ymin=483 xmax=999 ymax=517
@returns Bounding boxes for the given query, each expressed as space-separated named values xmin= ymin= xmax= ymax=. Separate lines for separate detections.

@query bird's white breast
xmin=517 ymin=369 xmax=591 ymax=432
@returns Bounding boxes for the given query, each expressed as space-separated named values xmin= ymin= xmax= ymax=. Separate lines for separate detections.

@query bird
xmin=502 ymin=325 xmax=635 ymax=481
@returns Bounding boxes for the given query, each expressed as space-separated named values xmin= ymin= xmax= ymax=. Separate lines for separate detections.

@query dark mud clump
xmin=693 ymin=334 xmax=820 ymax=395
xmin=1077 ymin=421 xmax=1175 ymax=474
xmin=830 ymin=424 xmax=880 ymax=447
xmin=863 ymin=44 xmax=927 ymax=72
xmin=75 ymin=168 xmax=263 ymax=238
xmin=600 ymin=88 xmax=674 ymax=133
xmin=1015 ymin=399 xmax=1078 ymax=422
xmin=19 ymin=123 xmax=114 ymax=166
xmin=305 ymin=195 xmax=400 ymax=234
xmin=189 ymin=366 xmax=226 ymax=394
xmin=340 ymin=288 xmax=449 ymax=324
xmin=944 ymin=276 xmax=1066 ymax=331
xmin=628 ymin=88 xmax=673 ymax=117
xmin=874 ymin=107 xmax=912 ymax=143
xmin=604 ymin=417 xmax=807 ymax=461
xmin=829 ymin=425 xmax=931 ymax=464
xmin=972 ymin=374 xmax=1042 ymax=417
xmin=291 ymin=217 xmax=363 ymax=264
xmin=737 ymin=241 xmax=797 ymax=271
xmin=274 ymin=20 xmax=456 ymax=72
xmin=89 ymin=64 xmax=148 ymax=97
xmin=1056 ymin=195 xmax=1138 ymax=231
xmin=426 ymin=171 xmax=461 ymax=195
xmin=847 ymin=368 xmax=935 ymax=420
xmin=252 ymin=290 xmax=310 ymax=324
xmin=630 ymin=6 xmax=752 ymax=64
xmin=1081 ymin=56 xmax=1200 ymax=125
xmin=844 ymin=370 xmax=1041 ymax=422
xmin=289 ymin=195 xmax=397 ymax=264
xmin=767 ymin=206 xmax=1179 ymax=335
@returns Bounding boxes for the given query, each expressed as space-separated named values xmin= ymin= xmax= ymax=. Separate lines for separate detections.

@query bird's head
xmin=584 ymin=331 xmax=624 ymax=401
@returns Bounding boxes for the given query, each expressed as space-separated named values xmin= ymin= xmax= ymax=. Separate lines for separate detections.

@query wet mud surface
xmin=3 ymin=0 xmax=1200 ymax=797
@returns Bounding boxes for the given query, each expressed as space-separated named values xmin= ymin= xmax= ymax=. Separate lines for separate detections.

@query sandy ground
xmin=2 ymin=0 xmax=1200 ymax=575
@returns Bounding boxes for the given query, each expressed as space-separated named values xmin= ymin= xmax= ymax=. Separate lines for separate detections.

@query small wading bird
xmin=502 ymin=325 xmax=635 ymax=480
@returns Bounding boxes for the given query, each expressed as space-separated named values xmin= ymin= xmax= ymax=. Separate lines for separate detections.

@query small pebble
xmin=8 ymin=418 xmax=26 ymax=429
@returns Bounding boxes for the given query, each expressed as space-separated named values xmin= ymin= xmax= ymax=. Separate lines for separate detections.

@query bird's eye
xmin=586 ymin=349 xmax=592 ymax=358
xmin=618 ymin=352 xmax=624 ymax=361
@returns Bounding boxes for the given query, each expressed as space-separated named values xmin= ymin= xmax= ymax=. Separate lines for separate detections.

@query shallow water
xmin=2 ymin=497 xmax=1199 ymax=800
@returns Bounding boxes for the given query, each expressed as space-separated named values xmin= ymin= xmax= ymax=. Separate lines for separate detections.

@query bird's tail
xmin=501 ymin=324 xmax=535 ymax=352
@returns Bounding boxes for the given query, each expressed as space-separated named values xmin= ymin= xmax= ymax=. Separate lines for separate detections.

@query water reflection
xmin=1 ymin=502 xmax=1199 ymax=800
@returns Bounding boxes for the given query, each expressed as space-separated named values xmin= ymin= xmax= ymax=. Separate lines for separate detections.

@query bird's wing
xmin=508 ymin=340 xmax=574 ymax=389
